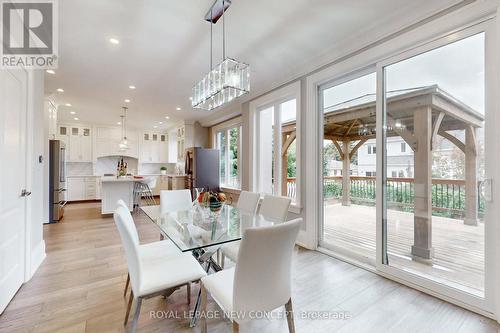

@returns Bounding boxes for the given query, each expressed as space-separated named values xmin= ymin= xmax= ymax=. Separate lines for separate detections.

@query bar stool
xmin=133 ymin=177 xmax=157 ymax=209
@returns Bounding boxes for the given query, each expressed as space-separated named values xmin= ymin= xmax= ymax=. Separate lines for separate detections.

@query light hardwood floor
xmin=0 ymin=202 xmax=498 ymax=332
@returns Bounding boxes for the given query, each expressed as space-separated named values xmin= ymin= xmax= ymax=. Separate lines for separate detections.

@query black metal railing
xmin=287 ymin=176 xmax=484 ymax=218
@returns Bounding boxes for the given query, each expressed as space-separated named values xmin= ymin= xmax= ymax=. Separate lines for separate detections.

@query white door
xmin=0 ymin=69 xmax=28 ymax=313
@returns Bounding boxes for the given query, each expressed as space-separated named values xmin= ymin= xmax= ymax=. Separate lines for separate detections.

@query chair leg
xmin=232 ymin=321 xmax=239 ymax=333
xmin=187 ymin=282 xmax=191 ymax=306
xmin=285 ymin=298 xmax=295 ymax=333
xmin=124 ymin=290 xmax=134 ymax=326
xmin=123 ymin=273 xmax=130 ymax=297
xmin=131 ymin=297 xmax=142 ymax=333
xmin=200 ymin=284 xmax=208 ymax=333
xmin=220 ymin=252 xmax=225 ymax=269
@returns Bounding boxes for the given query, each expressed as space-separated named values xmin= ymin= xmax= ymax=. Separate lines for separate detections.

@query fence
xmin=287 ymin=176 xmax=484 ymax=218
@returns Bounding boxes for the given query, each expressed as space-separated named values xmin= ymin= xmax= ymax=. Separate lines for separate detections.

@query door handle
xmin=21 ymin=189 xmax=32 ymax=197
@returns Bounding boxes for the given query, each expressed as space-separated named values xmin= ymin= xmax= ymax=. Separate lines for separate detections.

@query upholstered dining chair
xmin=160 ymin=189 xmax=193 ymax=214
xmin=116 ymin=200 xmax=181 ymax=298
xmin=114 ymin=206 xmax=207 ymax=332
xmin=200 ymin=218 xmax=302 ymax=333
xmin=219 ymin=191 xmax=261 ymax=267
xmin=235 ymin=191 xmax=261 ymax=214
xmin=220 ymin=194 xmax=292 ymax=267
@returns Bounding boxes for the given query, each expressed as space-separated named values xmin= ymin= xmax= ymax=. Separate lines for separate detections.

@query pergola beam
xmin=437 ymin=131 xmax=465 ymax=153
xmin=431 ymin=112 xmax=445 ymax=150
xmin=387 ymin=115 xmax=417 ymax=151
xmin=281 ymin=131 xmax=296 ymax=157
xmin=350 ymin=138 xmax=368 ymax=160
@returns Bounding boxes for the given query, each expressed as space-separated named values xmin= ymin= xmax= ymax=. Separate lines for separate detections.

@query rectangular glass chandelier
xmin=192 ymin=57 xmax=250 ymax=111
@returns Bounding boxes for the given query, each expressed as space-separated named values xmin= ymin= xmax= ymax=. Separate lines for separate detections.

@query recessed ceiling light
xmin=153 ymin=125 xmax=158 ymax=129
xmin=74 ymin=117 xmax=79 ymax=121
xmin=57 ymin=88 xmax=64 ymax=92
xmin=46 ymin=69 xmax=55 ymax=74
xmin=109 ymin=38 xmax=120 ymax=45
xmin=70 ymin=111 xmax=76 ymax=115
xmin=65 ymin=103 xmax=72 ymax=107
xmin=176 ymin=107 xmax=181 ymax=111
xmin=117 ymin=122 xmax=121 ymax=125
xmin=159 ymin=121 xmax=163 ymax=124
xmin=124 ymin=99 xmax=130 ymax=103
xmin=165 ymin=116 xmax=170 ymax=120
xmin=129 ymin=85 xmax=136 ymax=90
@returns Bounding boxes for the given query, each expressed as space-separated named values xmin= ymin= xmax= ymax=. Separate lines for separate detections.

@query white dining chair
xmin=200 ymin=218 xmax=302 ymax=333
xmin=160 ymin=189 xmax=193 ymax=214
xmin=114 ymin=206 xmax=207 ymax=332
xmin=219 ymin=191 xmax=261 ymax=267
xmin=220 ymin=194 xmax=292 ymax=267
xmin=259 ymin=195 xmax=292 ymax=222
xmin=116 ymin=200 xmax=182 ymax=298
xmin=236 ymin=191 xmax=261 ymax=214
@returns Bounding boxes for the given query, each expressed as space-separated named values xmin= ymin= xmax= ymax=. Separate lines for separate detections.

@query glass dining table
xmin=140 ymin=204 xmax=278 ymax=326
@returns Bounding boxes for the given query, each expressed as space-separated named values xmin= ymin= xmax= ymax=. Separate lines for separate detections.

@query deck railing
xmin=287 ymin=176 xmax=484 ymax=218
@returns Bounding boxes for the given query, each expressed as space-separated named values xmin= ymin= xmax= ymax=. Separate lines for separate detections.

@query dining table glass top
xmin=140 ymin=204 xmax=277 ymax=252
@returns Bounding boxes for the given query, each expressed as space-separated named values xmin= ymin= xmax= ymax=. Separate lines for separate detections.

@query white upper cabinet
xmin=57 ymin=123 xmax=169 ymax=163
xmin=140 ymin=132 xmax=168 ymax=163
xmin=58 ymin=125 xmax=92 ymax=162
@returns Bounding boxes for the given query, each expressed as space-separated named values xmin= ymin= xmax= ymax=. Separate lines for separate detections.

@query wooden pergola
xmin=282 ymin=85 xmax=484 ymax=260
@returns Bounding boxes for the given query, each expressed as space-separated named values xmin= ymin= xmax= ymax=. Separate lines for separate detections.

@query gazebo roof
xmin=282 ymin=85 xmax=485 ymax=143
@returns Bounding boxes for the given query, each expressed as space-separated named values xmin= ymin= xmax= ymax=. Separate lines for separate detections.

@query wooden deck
xmin=323 ymin=203 xmax=484 ymax=295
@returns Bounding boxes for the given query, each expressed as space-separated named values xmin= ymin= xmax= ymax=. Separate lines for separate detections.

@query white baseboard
xmin=296 ymin=229 xmax=314 ymax=250
xmin=29 ymin=240 xmax=46 ymax=280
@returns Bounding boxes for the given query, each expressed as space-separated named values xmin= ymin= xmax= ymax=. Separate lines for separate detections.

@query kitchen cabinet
xmin=140 ymin=132 xmax=168 ymax=163
xmin=67 ymin=177 xmax=99 ymax=201
xmin=168 ymin=175 xmax=187 ymax=190
xmin=68 ymin=126 xmax=92 ymax=162
xmin=95 ymin=127 xmax=138 ymax=158
xmin=177 ymin=126 xmax=185 ymax=161
xmin=151 ymin=175 xmax=169 ymax=196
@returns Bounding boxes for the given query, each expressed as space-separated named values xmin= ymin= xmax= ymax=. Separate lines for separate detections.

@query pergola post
xmin=342 ymin=140 xmax=351 ymax=206
xmin=464 ymin=126 xmax=478 ymax=226
xmin=282 ymin=133 xmax=289 ymax=198
xmin=411 ymin=108 xmax=434 ymax=260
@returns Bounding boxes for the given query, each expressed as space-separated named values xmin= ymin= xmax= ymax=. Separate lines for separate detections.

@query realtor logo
xmin=1 ymin=0 xmax=58 ymax=68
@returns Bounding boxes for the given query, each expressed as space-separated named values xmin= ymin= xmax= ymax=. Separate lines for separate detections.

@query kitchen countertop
xmin=101 ymin=176 xmax=143 ymax=183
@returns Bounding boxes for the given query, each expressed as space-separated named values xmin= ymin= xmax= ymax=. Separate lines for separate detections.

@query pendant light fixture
xmin=118 ymin=106 xmax=129 ymax=151
xmin=191 ymin=0 xmax=250 ymax=111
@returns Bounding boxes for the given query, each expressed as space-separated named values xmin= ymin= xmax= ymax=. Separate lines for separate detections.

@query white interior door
xmin=0 ymin=69 xmax=28 ymax=314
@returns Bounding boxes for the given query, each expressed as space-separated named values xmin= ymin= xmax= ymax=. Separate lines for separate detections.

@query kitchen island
xmin=100 ymin=176 xmax=142 ymax=214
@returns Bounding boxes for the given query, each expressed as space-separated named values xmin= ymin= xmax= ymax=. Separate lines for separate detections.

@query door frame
xmin=305 ymin=3 xmax=500 ymax=319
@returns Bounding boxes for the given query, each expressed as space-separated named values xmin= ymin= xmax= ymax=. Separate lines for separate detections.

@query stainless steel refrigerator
xmin=49 ymin=140 xmax=67 ymax=223
xmin=185 ymin=147 xmax=220 ymax=195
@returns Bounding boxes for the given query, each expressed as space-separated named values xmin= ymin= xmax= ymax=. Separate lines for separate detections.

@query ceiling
xmin=47 ymin=0 xmax=464 ymax=130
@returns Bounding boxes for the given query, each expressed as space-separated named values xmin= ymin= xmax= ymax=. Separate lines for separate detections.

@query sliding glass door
xmin=319 ymin=71 xmax=377 ymax=264
xmin=317 ymin=22 xmax=494 ymax=308
xmin=380 ymin=32 xmax=487 ymax=297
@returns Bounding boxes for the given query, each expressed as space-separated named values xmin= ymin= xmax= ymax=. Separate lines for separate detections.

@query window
xmin=401 ymin=142 xmax=406 ymax=152
xmin=391 ymin=171 xmax=397 ymax=177
xmin=256 ymin=98 xmax=298 ymax=201
xmin=367 ymin=145 xmax=377 ymax=154
xmin=251 ymin=81 xmax=301 ymax=208
xmin=215 ymin=126 xmax=241 ymax=189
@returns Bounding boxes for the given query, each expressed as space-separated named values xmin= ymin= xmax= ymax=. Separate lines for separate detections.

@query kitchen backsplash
xmin=66 ymin=159 xmax=176 ymax=176
xmin=139 ymin=163 xmax=176 ymax=175
xmin=95 ymin=157 xmax=139 ymax=175
xmin=66 ymin=162 xmax=93 ymax=176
